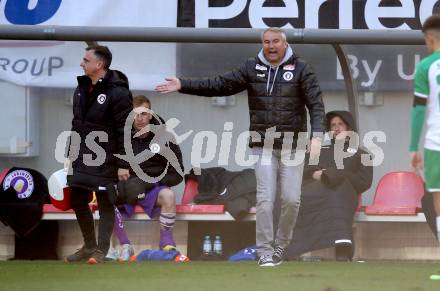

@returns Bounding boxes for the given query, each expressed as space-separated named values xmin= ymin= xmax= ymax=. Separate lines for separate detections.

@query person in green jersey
xmin=410 ymin=15 xmax=440 ymax=252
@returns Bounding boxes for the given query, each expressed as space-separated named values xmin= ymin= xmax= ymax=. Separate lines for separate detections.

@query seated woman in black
xmin=286 ymin=110 xmax=373 ymax=261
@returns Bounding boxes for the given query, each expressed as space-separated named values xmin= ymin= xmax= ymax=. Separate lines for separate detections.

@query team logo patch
xmin=255 ymin=64 xmax=267 ymax=71
xmin=283 ymin=64 xmax=295 ymax=71
xmin=257 ymin=73 xmax=265 ymax=78
xmin=283 ymin=71 xmax=294 ymax=81
xmin=3 ymin=170 xmax=34 ymax=199
xmin=150 ymin=143 xmax=161 ymax=154
xmin=97 ymin=94 xmax=107 ymax=104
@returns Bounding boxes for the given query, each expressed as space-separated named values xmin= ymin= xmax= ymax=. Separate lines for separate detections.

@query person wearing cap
xmin=285 ymin=111 xmax=373 ymax=261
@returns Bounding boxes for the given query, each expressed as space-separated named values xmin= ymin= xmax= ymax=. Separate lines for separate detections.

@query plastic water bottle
xmin=202 ymin=235 xmax=212 ymax=255
xmin=213 ymin=235 xmax=223 ymax=256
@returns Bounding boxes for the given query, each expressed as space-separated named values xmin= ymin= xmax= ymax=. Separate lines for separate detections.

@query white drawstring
xmin=270 ymin=66 xmax=279 ymax=95
xmin=266 ymin=65 xmax=279 ymax=95
xmin=266 ymin=67 xmax=271 ymax=93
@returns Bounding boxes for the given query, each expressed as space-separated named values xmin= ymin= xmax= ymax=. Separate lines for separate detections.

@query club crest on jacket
xmin=283 ymin=71 xmax=294 ymax=81
xmin=97 ymin=94 xmax=107 ymax=104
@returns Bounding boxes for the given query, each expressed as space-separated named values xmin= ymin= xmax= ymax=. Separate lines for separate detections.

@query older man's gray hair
xmin=261 ymin=27 xmax=287 ymax=42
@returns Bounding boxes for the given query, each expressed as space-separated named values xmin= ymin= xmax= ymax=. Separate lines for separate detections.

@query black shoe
xmin=87 ymin=249 xmax=106 ymax=264
xmin=272 ymin=246 xmax=285 ymax=266
xmin=335 ymin=242 xmax=353 ymax=261
xmin=65 ymin=246 xmax=96 ymax=263
xmin=258 ymin=254 xmax=275 ymax=267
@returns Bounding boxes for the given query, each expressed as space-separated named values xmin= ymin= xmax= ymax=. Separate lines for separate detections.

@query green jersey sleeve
xmin=414 ymin=62 xmax=429 ymax=98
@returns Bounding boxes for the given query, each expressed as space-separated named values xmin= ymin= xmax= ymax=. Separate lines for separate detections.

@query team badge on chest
xmin=283 ymin=71 xmax=294 ymax=81
xmin=97 ymin=94 xmax=107 ymax=104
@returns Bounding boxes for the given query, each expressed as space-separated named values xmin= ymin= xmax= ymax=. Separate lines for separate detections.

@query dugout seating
xmin=41 ymin=176 xmax=229 ymax=220
xmin=2 ymin=169 xmax=435 ymax=261
xmin=364 ymin=171 xmax=424 ymax=216
xmin=40 ymin=170 xmax=425 ymax=220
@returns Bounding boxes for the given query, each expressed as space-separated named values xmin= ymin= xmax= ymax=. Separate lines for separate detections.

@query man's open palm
xmin=155 ymin=77 xmax=181 ymax=94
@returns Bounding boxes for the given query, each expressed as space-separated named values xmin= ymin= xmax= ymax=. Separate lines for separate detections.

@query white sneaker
xmin=118 ymin=244 xmax=134 ymax=261
xmin=105 ymin=247 xmax=120 ymax=261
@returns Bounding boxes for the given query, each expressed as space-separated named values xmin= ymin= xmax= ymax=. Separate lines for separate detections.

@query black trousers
xmin=70 ymin=187 xmax=114 ymax=253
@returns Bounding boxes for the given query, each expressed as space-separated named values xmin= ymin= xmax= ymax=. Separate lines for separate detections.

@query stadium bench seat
xmin=42 ymin=203 xmax=98 ymax=213
xmin=365 ymin=171 xmax=424 ymax=215
xmin=43 ymin=177 xmax=225 ymax=217
xmin=176 ymin=177 xmax=224 ymax=214
xmin=180 ymin=178 xmax=198 ymax=205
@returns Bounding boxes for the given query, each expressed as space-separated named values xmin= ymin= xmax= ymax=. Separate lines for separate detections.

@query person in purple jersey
xmin=112 ymin=95 xmax=184 ymax=261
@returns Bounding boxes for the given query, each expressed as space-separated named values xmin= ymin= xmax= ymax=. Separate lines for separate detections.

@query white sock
xmin=436 ymin=216 xmax=440 ymax=243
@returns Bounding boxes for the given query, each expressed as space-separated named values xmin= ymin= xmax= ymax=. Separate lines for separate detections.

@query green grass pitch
xmin=0 ymin=261 xmax=439 ymax=291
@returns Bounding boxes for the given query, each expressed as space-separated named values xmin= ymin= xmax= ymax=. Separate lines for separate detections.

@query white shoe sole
xmin=258 ymin=262 xmax=275 ymax=267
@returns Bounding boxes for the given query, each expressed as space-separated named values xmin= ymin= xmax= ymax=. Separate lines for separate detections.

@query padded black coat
xmin=179 ymin=49 xmax=325 ymax=149
xmin=67 ymin=70 xmax=132 ymax=190
xmin=285 ymin=111 xmax=373 ymax=259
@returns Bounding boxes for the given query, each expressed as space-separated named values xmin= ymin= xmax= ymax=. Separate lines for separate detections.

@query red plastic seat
xmin=43 ymin=203 xmax=97 ymax=213
xmin=43 ymin=204 xmax=75 ymax=213
xmin=180 ymin=178 xmax=199 ymax=205
xmin=178 ymin=178 xmax=224 ymax=214
xmin=176 ymin=204 xmax=224 ymax=214
xmin=0 ymin=168 xmax=10 ymax=185
xmin=365 ymin=171 xmax=424 ymax=215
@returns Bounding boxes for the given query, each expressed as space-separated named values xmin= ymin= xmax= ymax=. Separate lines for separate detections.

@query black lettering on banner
xmin=0 ymin=57 xmax=64 ymax=76
xmin=12 ymin=59 xmax=28 ymax=74
xmin=178 ymin=0 xmax=440 ymax=29
xmin=48 ymin=57 xmax=63 ymax=76
xmin=0 ymin=58 xmax=10 ymax=71
xmin=30 ymin=58 xmax=46 ymax=76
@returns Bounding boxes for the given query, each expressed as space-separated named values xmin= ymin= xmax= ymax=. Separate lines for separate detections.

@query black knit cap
xmin=325 ymin=111 xmax=357 ymax=132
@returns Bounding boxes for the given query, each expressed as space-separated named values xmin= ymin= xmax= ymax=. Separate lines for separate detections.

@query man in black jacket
xmin=65 ymin=45 xmax=133 ymax=264
xmin=156 ymin=27 xmax=324 ymax=266
xmin=111 ymin=95 xmax=184 ymax=261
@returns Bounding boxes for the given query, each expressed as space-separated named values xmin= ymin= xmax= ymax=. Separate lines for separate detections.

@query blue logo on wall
xmin=5 ymin=0 xmax=62 ymax=25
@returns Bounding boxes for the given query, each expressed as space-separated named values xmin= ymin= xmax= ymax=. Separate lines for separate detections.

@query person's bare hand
xmin=308 ymin=137 xmax=322 ymax=163
xmin=409 ymin=152 xmax=423 ymax=173
xmin=155 ymin=77 xmax=181 ymax=94
xmin=118 ymin=168 xmax=130 ymax=181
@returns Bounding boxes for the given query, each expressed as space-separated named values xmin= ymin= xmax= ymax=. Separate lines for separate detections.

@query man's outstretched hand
xmin=155 ymin=77 xmax=181 ymax=94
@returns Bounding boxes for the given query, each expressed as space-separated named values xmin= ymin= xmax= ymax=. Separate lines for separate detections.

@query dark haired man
xmin=65 ymin=45 xmax=133 ymax=264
